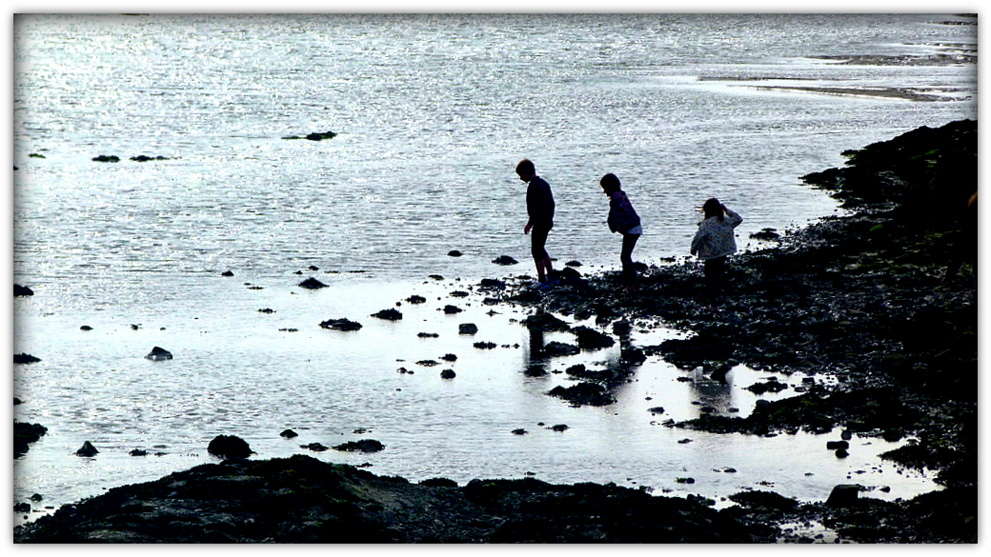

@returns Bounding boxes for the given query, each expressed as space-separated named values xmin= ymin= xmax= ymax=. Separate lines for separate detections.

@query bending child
xmin=600 ymin=173 xmax=642 ymax=291
xmin=690 ymin=198 xmax=742 ymax=300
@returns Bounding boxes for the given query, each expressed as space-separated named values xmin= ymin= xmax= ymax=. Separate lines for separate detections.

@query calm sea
xmin=12 ymin=13 xmax=976 ymax=525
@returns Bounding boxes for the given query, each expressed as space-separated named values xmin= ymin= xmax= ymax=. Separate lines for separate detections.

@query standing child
xmin=600 ymin=173 xmax=642 ymax=291
xmin=516 ymin=159 xmax=556 ymax=286
xmin=690 ymin=198 xmax=743 ymax=300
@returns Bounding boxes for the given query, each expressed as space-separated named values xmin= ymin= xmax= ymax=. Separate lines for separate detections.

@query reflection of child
xmin=690 ymin=198 xmax=743 ymax=300
xmin=600 ymin=173 xmax=642 ymax=291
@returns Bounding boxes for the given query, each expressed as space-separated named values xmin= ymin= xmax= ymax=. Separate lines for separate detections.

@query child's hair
xmin=600 ymin=173 xmax=622 ymax=193
xmin=516 ymin=158 xmax=535 ymax=176
xmin=702 ymin=198 xmax=724 ymax=221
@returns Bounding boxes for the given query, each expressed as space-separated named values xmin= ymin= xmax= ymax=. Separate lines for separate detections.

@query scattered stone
xmin=301 ymin=443 xmax=329 ymax=452
xmin=458 ymin=323 xmax=478 ymax=335
xmin=75 ymin=441 xmax=99 ymax=457
xmin=298 ymin=277 xmax=328 ymax=289
xmin=320 ymin=318 xmax=363 ymax=331
xmin=257 ymin=308 xmax=275 ymax=314
xmin=145 ymin=347 xmax=173 ymax=361
xmin=542 ymin=341 xmax=580 ymax=357
xmin=473 ymin=341 xmax=497 ymax=350
xmin=572 ymin=326 xmax=615 ymax=350
xmin=333 ymin=439 xmax=385 ymax=453
xmin=92 ymin=155 xmax=120 ymax=162
xmin=80 ymin=325 xmax=93 ymax=331
xmin=418 ymin=332 xmax=439 ymax=338
xmin=511 ymin=428 xmax=528 ymax=435
xmin=371 ymin=308 xmax=403 ymax=321
xmin=282 ymin=131 xmax=338 ymax=141
xmin=14 ymin=284 xmax=33 ymax=297
xmin=14 ymin=353 xmax=41 ymax=364
xmin=440 ymin=354 xmax=458 ymax=361
xmin=207 ymin=435 xmax=254 ymax=460
xmin=443 ymin=305 xmax=462 ymax=314
xmin=548 ymin=382 xmax=615 ymax=406
xmin=492 ymin=255 xmax=518 ymax=265
xmin=280 ymin=429 xmax=298 ymax=439
xmin=129 ymin=449 xmax=148 ymax=457
xmin=440 ymin=369 xmax=456 ymax=380
xmin=549 ymin=424 xmax=569 ymax=432
xmin=448 ymin=250 xmax=463 ymax=257
xmin=648 ymin=406 xmax=665 ymax=415
xmin=406 ymin=295 xmax=427 ymax=304
xmin=826 ymin=440 xmax=850 ymax=450
xmin=825 ymin=484 xmax=863 ymax=507
xmin=130 ymin=155 xmax=171 ymax=162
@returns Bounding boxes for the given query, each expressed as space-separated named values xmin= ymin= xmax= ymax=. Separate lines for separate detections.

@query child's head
xmin=702 ymin=198 xmax=724 ymax=220
xmin=516 ymin=159 xmax=536 ymax=180
xmin=600 ymin=173 xmax=621 ymax=195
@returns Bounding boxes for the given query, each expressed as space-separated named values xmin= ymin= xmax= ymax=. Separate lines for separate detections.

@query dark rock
xmin=750 ymin=228 xmax=781 ymax=241
xmin=75 ymin=441 xmax=99 ymax=457
xmin=447 ymin=250 xmax=462 ymax=257
xmin=130 ymin=155 xmax=170 ymax=162
xmin=479 ymin=278 xmax=506 ymax=289
xmin=826 ymin=440 xmax=850 ymax=450
xmin=825 ymin=484 xmax=863 ymax=507
xmin=405 ymin=295 xmax=427 ymax=304
xmin=548 ymin=382 xmax=615 ymax=406
xmin=14 ymin=284 xmax=33 ymax=297
xmin=473 ymin=341 xmax=497 ymax=350
xmin=440 ymin=353 xmax=457 ymax=361
xmin=80 ymin=325 xmax=93 ymax=331
xmin=298 ymin=277 xmax=328 ymax=289
xmin=443 ymin=305 xmax=462 ymax=314
xmin=280 ymin=429 xmax=298 ymax=439
xmin=492 ymin=255 xmax=518 ymax=265
xmin=14 ymin=421 xmax=47 ymax=458
xmin=145 ymin=347 xmax=173 ymax=361
xmin=648 ymin=406 xmax=665 ymax=415
xmin=511 ymin=428 xmax=528 ymax=435
xmin=440 ymin=369 xmax=456 ymax=379
xmin=14 ymin=353 xmax=40 ymax=364
xmin=301 ymin=443 xmax=329 ymax=452
xmin=129 ymin=449 xmax=148 ymax=456
xmin=572 ymin=326 xmax=615 ymax=350
xmin=728 ymin=490 xmax=799 ymax=511
xmin=542 ymin=341 xmax=580 ymax=357
xmin=565 ymin=260 xmax=583 ymax=267
xmin=207 ymin=435 xmax=253 ymax=460
xmin=549 ymin=424 xmax=569 ymax=432
xmin=371 ymin=308 xmax=403 ymax=321
xmin=333 ymin=439 xmax=385 ymax=453
xmin=522 ymin=312 xmax=571 ymax=332
xmin=320 ymin=318 xmax=363 ymax=331
xmin=458 ymin=323 xmax=478 ymax=335
xmin=92 ymin=155 xmax=120 ymax=162
xmin=418 ymin=332 xmax=439 ymax=338
xmin=419 ymin=477 xmax=458 ymax=488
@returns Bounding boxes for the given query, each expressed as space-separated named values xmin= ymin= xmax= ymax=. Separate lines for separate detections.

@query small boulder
xmin=14 ymin=353 xmax=41 ymax=364
xmin=75 ymin=441 xmax=99 ymax=457
xmin=443 ymin=305 xmax=462 ymax=314
xmin=320 ymin=318 xmax=363 ymax=331
xmin=14 ymin=284 xmax=34 ymax=297
xmin=825 ymin=484 xmax=863 ymax=507
xmin=333 ymin=439 xmax=385 ymax=453
xmin=371 ymin=308 xmax=403 ymax=321
xmin=298 ymin=277 xmax=328 ymax=289
xmin=458 ymin=323 xmax=478 ymax=335
xmin=145 ymin=347 xmax=173 ymax=361
xmin=492 ymin=255 xmax=518 ymax=265
xmin=280 ymin=429 xmax=299 ymax=439
xmin=207 ymin=435 xmax=254 ymax=460
xmin=440 ymin=369 xmax=456 ymax=379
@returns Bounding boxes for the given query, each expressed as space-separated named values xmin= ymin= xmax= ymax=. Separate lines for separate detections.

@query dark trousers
xmin=704 ymin=256 xmax=726 ymax=299
xmin=530 ymin=225 xmax=551 ymax=261
xmin=621 ymin=233 xmax=640 ymax=286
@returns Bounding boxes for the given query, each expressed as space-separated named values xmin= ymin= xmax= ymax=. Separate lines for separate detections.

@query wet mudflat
xmin=14 ymin=120 xmax=977 ymax=543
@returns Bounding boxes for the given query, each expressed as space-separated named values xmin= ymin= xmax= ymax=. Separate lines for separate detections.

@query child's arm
xmin=724 ymin=207 xmax=743 ymax=227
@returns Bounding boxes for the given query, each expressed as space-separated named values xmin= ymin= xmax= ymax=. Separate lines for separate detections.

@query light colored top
xmin=690 ymin=208 xmax=743 ymax=260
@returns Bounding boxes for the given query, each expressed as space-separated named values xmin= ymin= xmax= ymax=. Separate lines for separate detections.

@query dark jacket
xmin=607 ymin=190 xmax=641 ymax=234
xmin=526 ymin=176 xmax=555 ymax=229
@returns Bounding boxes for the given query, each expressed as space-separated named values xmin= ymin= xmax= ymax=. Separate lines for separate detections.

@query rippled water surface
xmin=12 ymin=13 xmax=976 ymax=525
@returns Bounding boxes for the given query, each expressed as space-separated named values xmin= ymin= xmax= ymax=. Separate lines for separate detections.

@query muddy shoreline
xmin=14 ymin=120 xmax=977 ymax=543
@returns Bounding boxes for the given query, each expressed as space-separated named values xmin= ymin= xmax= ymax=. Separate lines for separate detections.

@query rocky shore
xmin=14 ymin=120 xmax=977 ymax=543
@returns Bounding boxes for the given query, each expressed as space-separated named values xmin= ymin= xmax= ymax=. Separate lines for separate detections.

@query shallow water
xmin=12 ymin=13 xmax=975 ymax=524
